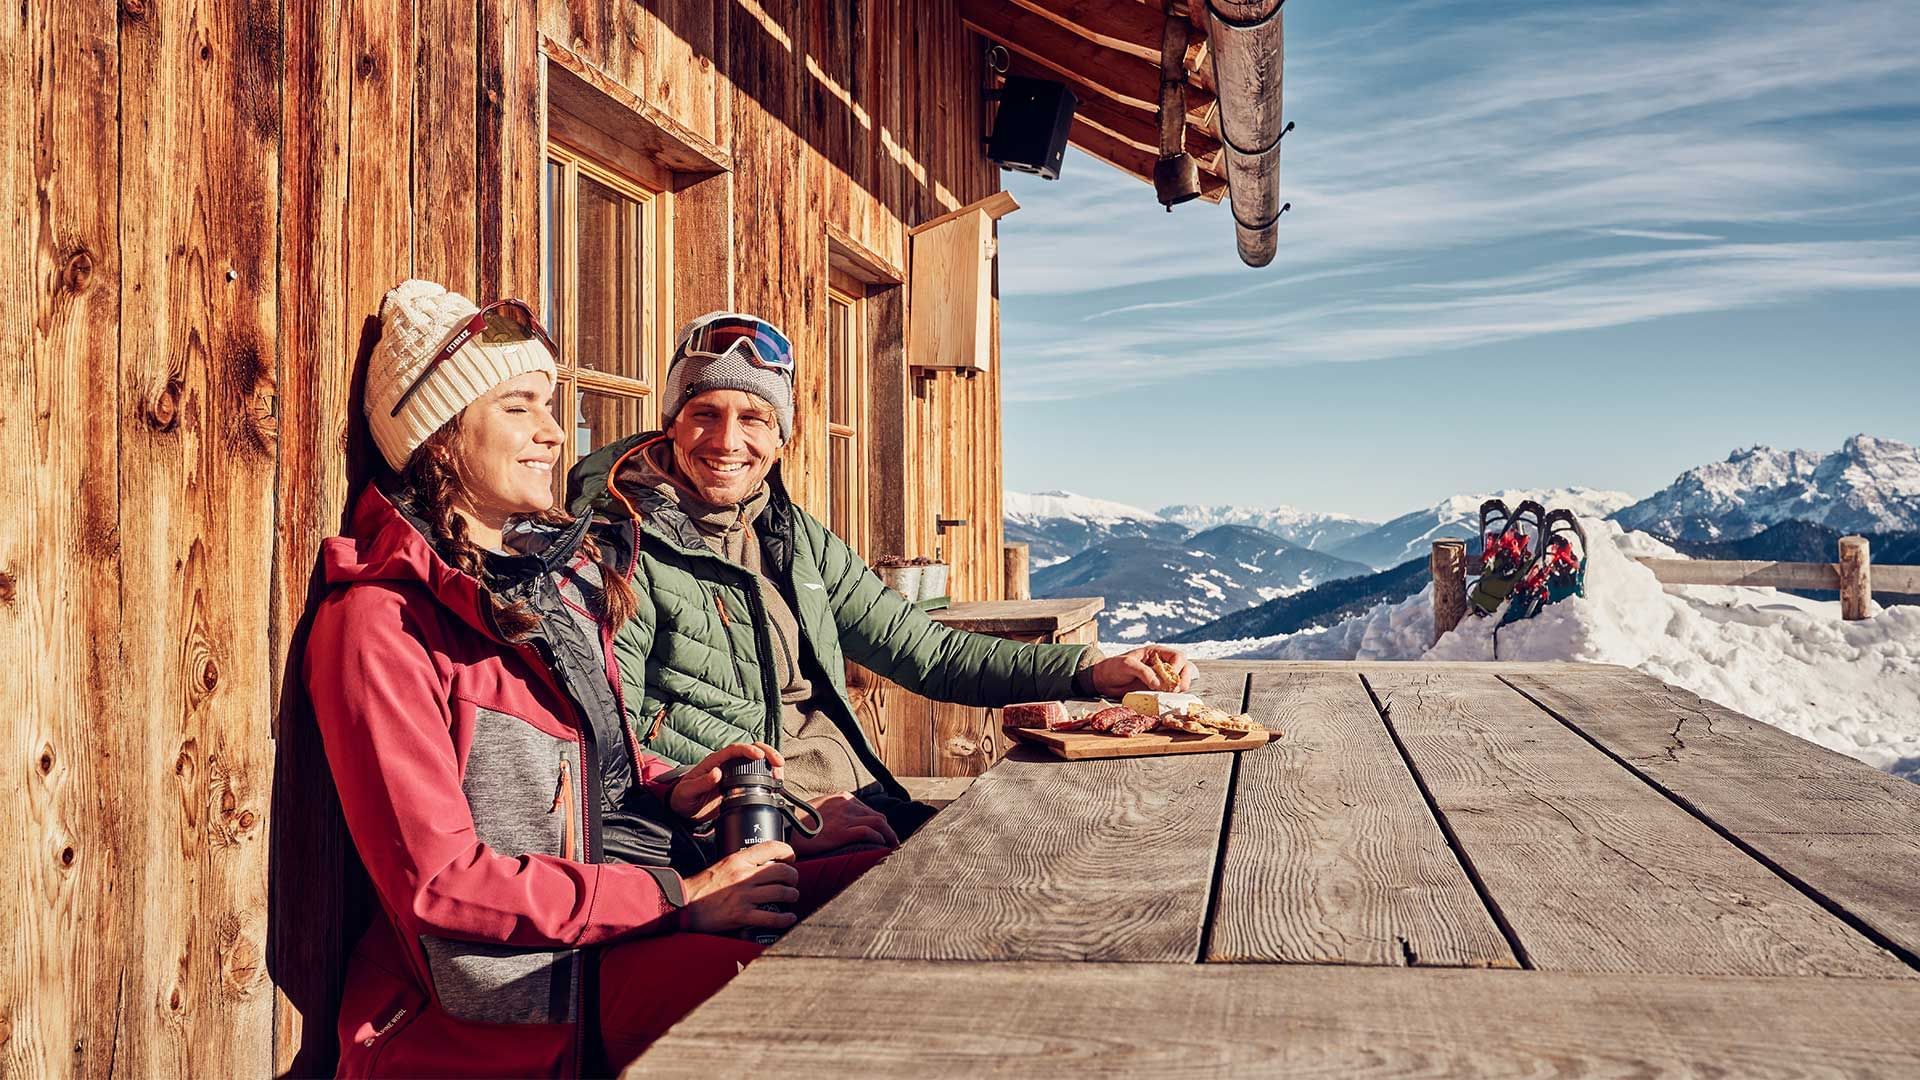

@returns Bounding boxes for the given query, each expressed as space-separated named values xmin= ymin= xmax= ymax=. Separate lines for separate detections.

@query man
xmin=568 ymin=311 xmax=1195 ymax=849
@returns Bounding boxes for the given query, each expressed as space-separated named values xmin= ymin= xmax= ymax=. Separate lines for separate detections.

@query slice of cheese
xmin=1122 ymin=690 xmax=1204 ymax=718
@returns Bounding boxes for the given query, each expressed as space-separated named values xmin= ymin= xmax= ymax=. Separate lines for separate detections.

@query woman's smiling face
xmin=450 ymin=370 xmax=564 ymax=529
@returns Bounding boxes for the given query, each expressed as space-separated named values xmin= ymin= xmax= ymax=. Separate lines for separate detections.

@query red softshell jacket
xmin=307 ymin=485 xmax=685 ymax=1077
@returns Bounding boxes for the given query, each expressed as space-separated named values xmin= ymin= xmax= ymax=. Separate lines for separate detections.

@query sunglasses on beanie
xmin=388 ymin=298 xmax=559 ymax=419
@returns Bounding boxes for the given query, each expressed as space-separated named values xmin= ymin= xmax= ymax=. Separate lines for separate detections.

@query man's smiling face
xmin=665 ymin=388 xmax=783 ymax=505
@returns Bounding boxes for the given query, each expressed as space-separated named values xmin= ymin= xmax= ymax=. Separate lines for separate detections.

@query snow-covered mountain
xmin=1003 ymin=490 xmax=1187 ymax=565
xmin=1157 ymin=504 xmax=1379 ymax=551
xmin=1327 ymin=487 xmax=1639 ymax=570
xmin=1611 ymin=435 xmax=1920 ymax=542
xmin=1030 ymin=524 xmax=1372 ymax=643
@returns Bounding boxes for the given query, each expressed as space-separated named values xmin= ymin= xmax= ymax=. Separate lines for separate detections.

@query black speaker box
xmin=987 ymin=76 xmax=1078 ymax=180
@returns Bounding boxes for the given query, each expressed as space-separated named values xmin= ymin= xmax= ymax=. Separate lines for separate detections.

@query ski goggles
xmin=680 ymin=315 xmax=794 ymax=378
xmin=389 ymin=298 xmax=558 ymax=419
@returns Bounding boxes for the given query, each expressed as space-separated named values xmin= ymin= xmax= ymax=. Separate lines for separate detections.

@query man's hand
xmin=679 ymin=842 xmax=800 ymax=933
xmin=669 ymin=742 xmax=784 ymax=822
xmin=1085 ymin=645 xmax=1198 ymax=699
xmin=791 ymin=791 xmax=900 ymax=855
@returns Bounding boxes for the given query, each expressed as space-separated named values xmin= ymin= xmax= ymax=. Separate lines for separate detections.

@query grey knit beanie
xmin=661 ymin=312 xmax=795 ymax=442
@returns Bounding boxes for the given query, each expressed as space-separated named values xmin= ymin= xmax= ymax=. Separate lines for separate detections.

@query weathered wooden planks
xmin=3 ymin=2 xmax=131 ymax=1074
xmin=117 ymin=0 xmax=284 ymax=1073
xmin=773 ymin=751 xmax=1235 ymax=962
xmin=1366 ymin=670 xmax=1910 ymax=977
xmin=636 ymin=957 xmax=1920 ymax=1079
xmin=1506 ymin=668 xmax=1920 ymax=965
xmin=1208 ymin=671 xmax=1517 ymax=968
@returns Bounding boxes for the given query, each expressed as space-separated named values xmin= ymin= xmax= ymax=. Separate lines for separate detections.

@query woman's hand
xmin=790 ymin=792 xmax=900 ymax=856
xmin=679 ymin=842 xmax=801 ymax=934
xmin=1085 ymin=645 xmax=1198 ymax=698
xmin=669 ymin=742 xmax=784 ymax=822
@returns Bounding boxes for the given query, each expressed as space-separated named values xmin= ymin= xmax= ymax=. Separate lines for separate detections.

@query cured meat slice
xmin=1047 ymin=710 xmax=1095 ymax=732
xmin=1086 ymin=705 xmax=1139 ymax=733
xmin=1106 ymin=712 xmax=1159 ymax=737
xmin=1002 ymin=701 xmax=1067 ymax=729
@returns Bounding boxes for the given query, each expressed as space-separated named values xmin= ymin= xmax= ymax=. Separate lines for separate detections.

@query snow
xmin=1614 ymin=434 xmax=1920 ymax=540
xmin=1005 ymin=489 xmax=1163 ymax=524
xmin=1200 ymin=519 xmax=1920 ymax=780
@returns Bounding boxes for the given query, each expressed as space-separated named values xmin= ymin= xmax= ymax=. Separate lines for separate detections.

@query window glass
xmin=543 ymin=159 xmax=564 ymax=343
xmin=576 ymin=387 xmax=643 ymax=460
xmin=575 ymin=174 xmax=642 ymax=381
xmin=828 ymin=297 xmax=852 ymax=428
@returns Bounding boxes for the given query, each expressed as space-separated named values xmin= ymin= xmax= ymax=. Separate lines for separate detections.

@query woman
xmin=308 ymin=280 xmax=883 ymax=1077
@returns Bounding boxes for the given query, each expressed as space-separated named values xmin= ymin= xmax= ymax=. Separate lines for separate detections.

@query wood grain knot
xmin=217 ymin=918 xmax=263 ymax=996
xmin=58 ymin=846 xmax=74 ymax=868
xmin=169 ymin=988 xmax=182 ymax=1012
xmin=943 ymin=736 xmax=978 ymax=757
xmin=0 ymin=564 xmax=15 ymax=604
xmin=174 ymin=745 xmax=195 ymax=779
xmin=355 ymin=52 xmax=377 ymax=80
xmin=61 ymin=249 xmax=93 ymax=292
xmin=196 ymin=655 xmax=219 ymax=694
xmin=37 ymin=745 xmax=53 ymax=775
xmin=118 ymin=0 xmax=146 ymax=22
xmin=146 ymin=374 xmax=183 ymax=432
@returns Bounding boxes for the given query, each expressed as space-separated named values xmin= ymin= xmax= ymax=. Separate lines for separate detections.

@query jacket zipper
xmin=736 ymin=580 xmax=785 ymax=751
xmin=551 ymin=757 xmax=579 ymax=861
xmin=712 ymin=589 xmax=755 ymax=700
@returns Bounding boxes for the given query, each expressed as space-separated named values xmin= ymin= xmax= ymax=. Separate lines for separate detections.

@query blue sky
xmin=997 ymin=0 xmax=1920 ymax=521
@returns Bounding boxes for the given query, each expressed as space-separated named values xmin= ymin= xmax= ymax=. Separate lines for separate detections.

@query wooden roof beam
xmin=1004 ymin=0 xmax=1208 ymax=65
xmin=1004 ymin=56 xmax=1222 ymax=165
xmin=1068 ymin=117 xmax=1226 ymax=203
xmin=962 ymin=0 xmax=1215 ymax=121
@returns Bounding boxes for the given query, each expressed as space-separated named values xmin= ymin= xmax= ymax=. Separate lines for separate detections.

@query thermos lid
xmin=723 ymin=758 xmax=776 ymax=782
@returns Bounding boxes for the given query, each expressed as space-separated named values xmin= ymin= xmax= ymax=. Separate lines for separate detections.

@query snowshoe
xmin=1469 ymin=499 xmax=1545 ymax=616
xmin=1498 ymin=510 xmax=1587 ymax=626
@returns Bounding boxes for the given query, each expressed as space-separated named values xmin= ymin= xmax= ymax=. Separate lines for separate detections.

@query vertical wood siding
xmin=2 ymin=1 xmax=1012 ymax=1074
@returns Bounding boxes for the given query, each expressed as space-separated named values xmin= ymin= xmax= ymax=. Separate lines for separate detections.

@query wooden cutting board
xmin=1009 ymin=723 xmax=1280 ymax=760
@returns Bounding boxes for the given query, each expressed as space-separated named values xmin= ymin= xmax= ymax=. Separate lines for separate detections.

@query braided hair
xmin=399 ymin=415 xmax=638 ymax=639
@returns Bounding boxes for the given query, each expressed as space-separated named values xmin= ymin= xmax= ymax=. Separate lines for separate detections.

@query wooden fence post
xmin=1839 ymin=535 xmax=1871 ymax=621
xmin=1431 ymin=539 xmax=1468 ymax=644
xmin=1004 ymin=542 xmax=1031 ymax=600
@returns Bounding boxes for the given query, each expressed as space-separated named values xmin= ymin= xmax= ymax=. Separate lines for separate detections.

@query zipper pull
xmin=552 ymin=757 xmax=578 ymax=861
xmin=713 ymin=590 xmax=732 ymax=626
xmin=648 ymin=707 xmax=667 ymax=742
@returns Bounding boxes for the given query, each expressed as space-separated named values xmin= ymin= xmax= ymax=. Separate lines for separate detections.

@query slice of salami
xmin=1046 ymin=710 xmax=1095 ymax=732
xmin=1086 ymin=705 xmax=1138 ymax=733
xmin=1002 ymin=701 xmax=1066 ymax=729
xmin=1108 ymin=712 xmax=1159 ymax=738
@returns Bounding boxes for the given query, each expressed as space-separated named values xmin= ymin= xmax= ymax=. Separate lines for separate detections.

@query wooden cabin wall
xmin=4 ymin=1 xmax=1010 ymax=1076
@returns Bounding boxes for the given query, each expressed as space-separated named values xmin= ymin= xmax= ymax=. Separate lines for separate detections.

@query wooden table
xmin=633 ymin=661 xmax=1920 ymax=1077
xmin=848 ymin=597 xmax=1103 ymax=777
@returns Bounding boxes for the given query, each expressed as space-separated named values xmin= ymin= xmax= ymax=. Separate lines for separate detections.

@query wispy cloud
xmin=999 ymin=0 xmax=1920 ymax=400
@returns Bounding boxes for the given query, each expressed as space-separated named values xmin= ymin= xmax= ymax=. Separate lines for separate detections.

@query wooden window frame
xmin=542 ymin=137 xmax=674 ymax=480
xmin=827 ymin=271 xmax=870 ymax=558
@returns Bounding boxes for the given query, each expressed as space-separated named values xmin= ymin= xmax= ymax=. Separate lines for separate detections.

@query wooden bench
xmin=634 ymin=660 xmax=1920 ymax=1077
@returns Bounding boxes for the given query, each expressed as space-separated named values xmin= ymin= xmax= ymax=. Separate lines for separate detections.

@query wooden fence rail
xmin=1431 ymin=535 xmax=1918 ymax=641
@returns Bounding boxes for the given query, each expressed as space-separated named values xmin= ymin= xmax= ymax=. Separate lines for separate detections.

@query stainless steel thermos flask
xmin=712 ymin=759 xmax=820 ymax=944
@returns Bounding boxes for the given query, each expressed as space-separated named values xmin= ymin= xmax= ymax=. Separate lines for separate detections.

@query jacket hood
xmin=567 ymin=431 xmax=796 ymax=570
xmin=321 ymin=483 xmax=603 ymax=642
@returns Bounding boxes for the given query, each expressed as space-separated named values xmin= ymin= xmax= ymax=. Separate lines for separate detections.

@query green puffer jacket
xmin=567 ymin=432 xmax=1092 ymax=791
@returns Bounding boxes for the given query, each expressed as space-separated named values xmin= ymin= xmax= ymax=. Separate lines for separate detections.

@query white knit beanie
xmin=364 ymin=279 xmax=558 ymax=471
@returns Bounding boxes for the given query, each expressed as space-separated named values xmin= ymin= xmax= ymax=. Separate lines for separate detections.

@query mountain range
xmin=1613 ymin=435 xmax=1920 ymax=541
xmin=1031 ymin=525 xmax=1372 ymax=643
xmin=1009 ymin=434 xmax=1920 ymax=644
